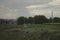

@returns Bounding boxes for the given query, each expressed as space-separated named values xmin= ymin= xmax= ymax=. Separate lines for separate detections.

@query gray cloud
xmin=0 ymin=0 xmax=60 ymax=19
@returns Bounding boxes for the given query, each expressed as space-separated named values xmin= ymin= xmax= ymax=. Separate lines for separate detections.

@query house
xmin=0 ymin=19 xmax=17 ymax=24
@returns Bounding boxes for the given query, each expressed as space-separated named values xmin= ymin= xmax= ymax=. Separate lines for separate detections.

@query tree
xmin=28 ymin=17 xmax=34 ymax=24
xmin=17 ymin=16 xmax=28 ymax=25
xmin=53 ymin=17 xmax=60 ymax=23
xmin=34 ymin=15 xmax=48 ymax=24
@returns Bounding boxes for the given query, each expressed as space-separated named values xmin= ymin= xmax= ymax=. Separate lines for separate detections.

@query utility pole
xmin=52 ymin=10 xmax=53 ymax=24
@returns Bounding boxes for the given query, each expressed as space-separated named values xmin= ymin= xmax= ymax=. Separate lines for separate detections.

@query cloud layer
xmin=0 ymin=0 xmax=60 ymax=19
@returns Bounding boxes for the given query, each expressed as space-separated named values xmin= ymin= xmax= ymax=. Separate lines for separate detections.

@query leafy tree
xmin=17 ymin=15 xmax=60 ymax=25
xmin=17 ymin=16 xmax=28 ymax=25
xmin=34 ymin=15 xmax=48 ymax=24
xmin=53 ymin=17 xmax=60 ymax=23
xmin=28 ymin=17 xmax=34 ymax=24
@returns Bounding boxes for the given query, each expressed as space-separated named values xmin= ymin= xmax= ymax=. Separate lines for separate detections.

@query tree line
xmin=17 ymin=15 xmax=60 ymax=25
xmin=0 ymin=15 xmax=60 ymax=24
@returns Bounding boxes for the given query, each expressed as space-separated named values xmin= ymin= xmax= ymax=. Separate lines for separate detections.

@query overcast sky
xmin=0 ymin=0 xmax=60 ymax=19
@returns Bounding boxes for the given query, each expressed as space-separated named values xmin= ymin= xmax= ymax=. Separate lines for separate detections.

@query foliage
xmin=0 ymin=15 xmax=60 ymax=24
xmin=17 ymin=16 xmax=28 ymax=25
xmin=17 ymin=15 xmax=60 ymax=25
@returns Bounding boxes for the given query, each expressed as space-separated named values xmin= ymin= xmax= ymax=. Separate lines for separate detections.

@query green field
xmin=0 ymin=24 xmax=60 ymax=40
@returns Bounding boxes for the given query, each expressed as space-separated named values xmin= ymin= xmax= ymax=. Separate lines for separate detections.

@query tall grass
xmin=0 ymin=24 xmax=60 ymax=40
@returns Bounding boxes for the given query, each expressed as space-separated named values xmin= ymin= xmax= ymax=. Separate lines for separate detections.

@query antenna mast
xmin=52 ymin=10 xmax=53 ymax=24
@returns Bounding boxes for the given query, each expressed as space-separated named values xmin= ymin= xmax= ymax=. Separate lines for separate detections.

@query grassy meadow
xmin=0 ymin=24 xmax=60 ymax=40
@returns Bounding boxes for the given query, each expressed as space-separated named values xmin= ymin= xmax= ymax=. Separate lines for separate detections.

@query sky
xmin=0 ymin=0 xmax=60 ymax=19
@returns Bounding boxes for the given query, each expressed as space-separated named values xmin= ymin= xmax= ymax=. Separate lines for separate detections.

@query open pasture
xmin=0 ymin=24 xmax=60 ymax=40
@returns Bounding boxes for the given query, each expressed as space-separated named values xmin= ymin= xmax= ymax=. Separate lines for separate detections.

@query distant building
xmin=0 ymin=19 xmax=17 ymax=24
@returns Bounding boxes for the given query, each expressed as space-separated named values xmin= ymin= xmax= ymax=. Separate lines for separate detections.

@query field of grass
xmin=0 ymin=24 xmax=60 ymax=40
